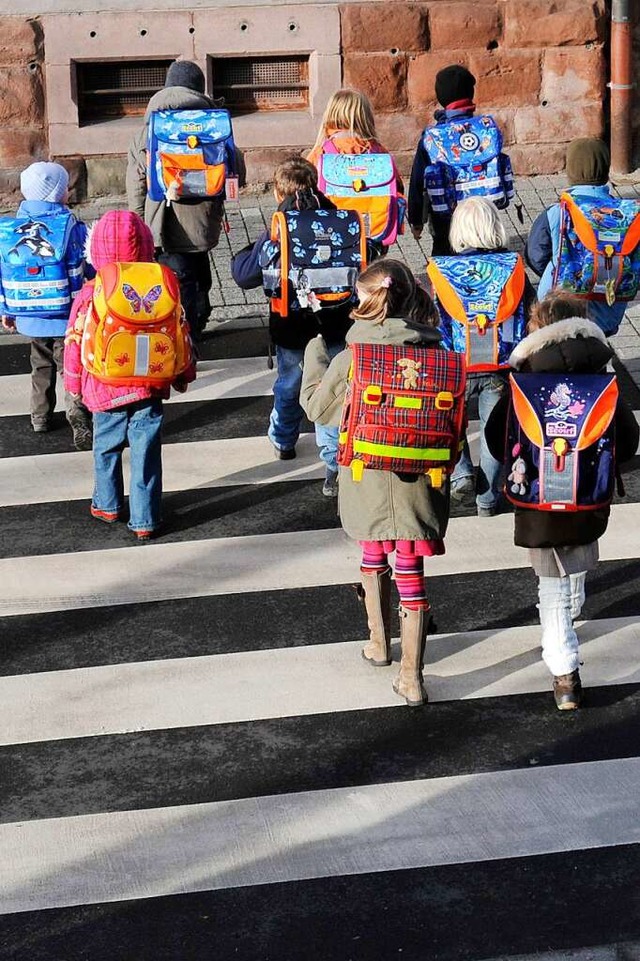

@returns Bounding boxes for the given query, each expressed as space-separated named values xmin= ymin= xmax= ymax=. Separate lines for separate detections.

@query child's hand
xmin=1 ymin=315 xmax=16 ymax=332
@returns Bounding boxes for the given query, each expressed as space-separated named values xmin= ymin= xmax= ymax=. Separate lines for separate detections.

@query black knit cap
xmin=165 ymin=60 xmax=206 ymax=93
xmin=435 ymin=65 xmax=476 ymax=107
xmin=566 ymin=137 xmax=610 ymax=187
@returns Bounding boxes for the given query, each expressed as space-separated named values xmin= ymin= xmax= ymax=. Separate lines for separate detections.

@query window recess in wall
xmin=75 ymin=59 xmax=173 ymax=125
xmin=209 ymin=55 xmax=309 ymax=113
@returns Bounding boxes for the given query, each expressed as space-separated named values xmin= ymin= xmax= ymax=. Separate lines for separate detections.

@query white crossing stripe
xmin=2 ymin=757 xmax=640 ymax=915
xmin=0 ymin=433 xmax=323 ymax=506
xmin=0 ymin=616 xmax=637 ymax=747
xmin=1 ymin=503 xmax=639 ymax=617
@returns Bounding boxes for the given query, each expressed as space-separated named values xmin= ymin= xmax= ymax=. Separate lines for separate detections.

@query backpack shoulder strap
xmin=496 ymin=254 xmax=526 ymax=320
xmin=270 ymin=211 xmax=289 ymax=316
xmin=426 ymin=259 xmax=470 ymax=323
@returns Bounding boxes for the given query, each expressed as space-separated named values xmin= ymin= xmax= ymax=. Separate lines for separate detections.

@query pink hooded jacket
xmin=63 ymin=210 xmax=195 ymax=413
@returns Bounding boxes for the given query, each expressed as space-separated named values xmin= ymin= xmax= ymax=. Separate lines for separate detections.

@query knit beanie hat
xmin=20 ymin=162 xmax=70 ymax=203
xmin=566 ymin=138 xmax=610 ymax=187
xmin=165 ymin=60 xmax=205 ymax=93
xmin=435 ymin=65 xmax=476 ymax=107
xmin=86 ymin=210 xmax=155 ymax=269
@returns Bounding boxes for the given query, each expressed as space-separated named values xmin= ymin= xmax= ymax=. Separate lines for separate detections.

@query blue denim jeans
xmin=93 ymin=399 xmax=163 ymax=532
xmin=268 ymin=342 xmax=343 ymax=471
xmin=452 ymin=372 xmax=507 ymax=510
xmin=538 ymin=573 xmax=586 ymax=676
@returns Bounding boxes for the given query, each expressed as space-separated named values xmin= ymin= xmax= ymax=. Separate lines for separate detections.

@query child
xmin=231 ymin=157 xmax=354 ymax=497
xmin=429 ymin=197 xmax=536 ymax=516
xmin=301 ymin=260 xmax=460 ymax=707
xmin=485 ymin=291 xmax=638 ymax=709
xmin=0 ymin=162 xmax=93 ymax=448
xmin=525 ymin=138 xmax=628 ymax=337
xmin=63 ymin=210 xmax=195 ymax=540
xmin=408 ymin=65 xmax=513 ymax=255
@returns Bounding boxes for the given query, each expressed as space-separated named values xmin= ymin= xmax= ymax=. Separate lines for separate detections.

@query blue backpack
xmin=423 ymin=115 xmax=514 ymax=216
xmin=427 ymin=252 xmax=527 ymax=371
xmin=260 ymin=208 xmax=366 ymax=318
xmin=554 ymin=190 xmax=640 ymax=306
xmin=147 ymin=108 xmax=237 ymax=202
xmin=505 ymin=372 xmax=619 ymax=512
xmin=0 ymin=210 xmax=84 ymax=319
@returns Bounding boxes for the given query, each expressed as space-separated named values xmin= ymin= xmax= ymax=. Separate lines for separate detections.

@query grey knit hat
xmin=20 ymin=162 xmax=70 ymax=203
xmin=164 ymin=60 xmax=206 ymax=93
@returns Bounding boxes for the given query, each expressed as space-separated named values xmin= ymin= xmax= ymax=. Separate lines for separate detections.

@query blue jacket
xmin=0 ymin=200 xmax=88 ymax=338
xmin=524 ymin=184 xmax=626 ymax=336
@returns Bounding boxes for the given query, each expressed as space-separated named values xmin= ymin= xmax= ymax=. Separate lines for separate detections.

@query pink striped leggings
xmin=360 ymin=541 xmax=429 ymax=611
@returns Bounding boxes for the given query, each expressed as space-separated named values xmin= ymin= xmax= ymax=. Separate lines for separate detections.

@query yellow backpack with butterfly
xmin=81 ymin=262 xmax=193 ymax=387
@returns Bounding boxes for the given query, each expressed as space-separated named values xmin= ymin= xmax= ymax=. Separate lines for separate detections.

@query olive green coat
xmin=301 ymin=317 xmax=451 ymax=542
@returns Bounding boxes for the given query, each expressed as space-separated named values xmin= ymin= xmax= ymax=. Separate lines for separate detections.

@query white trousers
xmin=538 ymin=572 xmax=586 ymax=677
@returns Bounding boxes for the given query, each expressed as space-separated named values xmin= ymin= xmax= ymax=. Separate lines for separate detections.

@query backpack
xmin=81 ymin=262 xmax=193 ymax=387
xmin=427 ymin=252 xmax=527 ymax=372
xmin=505 ymin=371 xmax=619 ymax=512
xmin=554 ymin=191 xmax=640 ymax=305
xmin=337 ymin=343 xmax=467 ymax=487
xmin=422 ymin=115 xmax=514 ymax=216
xmin=0 ymin=210 xmax=84 ymax=319
xmin=147 ymin=108 xmax=236 ymax=203
xmin=316 ymin=141 xmax=405 ymax=246
xmin=260 ymin=208 xmax=366 ymax=318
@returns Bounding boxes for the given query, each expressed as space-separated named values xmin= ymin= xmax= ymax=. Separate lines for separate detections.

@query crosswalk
xmin=1 ymin=323 xmax=640 ymax=960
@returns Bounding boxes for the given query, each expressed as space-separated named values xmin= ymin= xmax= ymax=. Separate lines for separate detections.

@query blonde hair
xmin=313 ymin=89 xmax=377 ymax=150
xmin=528 ymin=290 xmax=587 ymax=332
xmin=449 ymin=197 xmax=507 ymax=253
xmin=352 ymin=260 xmax=417 ymax=325
xmin=273 ymin=157 xmax=319 ymax=203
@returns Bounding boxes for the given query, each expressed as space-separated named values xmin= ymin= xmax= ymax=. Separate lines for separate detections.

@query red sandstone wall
xmin=0 ymin=17 xmax=46 ymax=194
xmin=342 ymin=0 xmax=608 ymax=176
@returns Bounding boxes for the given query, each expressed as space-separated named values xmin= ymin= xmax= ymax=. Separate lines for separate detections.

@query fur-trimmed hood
xmin=509 ymin=316 xmax=613 ymax=374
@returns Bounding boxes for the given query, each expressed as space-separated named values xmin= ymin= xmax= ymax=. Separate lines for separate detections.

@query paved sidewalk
xmin=7 ymin=174 xmax=640 ymax=393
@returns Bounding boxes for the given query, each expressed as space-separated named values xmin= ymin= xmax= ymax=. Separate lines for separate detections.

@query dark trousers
xmin=156 ymin=251 xmax=212 ymax=338
xmin=30 ymin=337 xmax=91 ymax=427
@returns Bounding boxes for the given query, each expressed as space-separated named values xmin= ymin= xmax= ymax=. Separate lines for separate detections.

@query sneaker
xmin=72 ymin=424 xmax=93 ymax=452
xmin=450 ymin=477 xmax=474 ymax=502
xmin=90 ymin=506 xmax=120 ymax=524
xmin=322 ymin=469 xmax=339 ymax=497
xmin=553 ymin=669 xmax=583 ymax=711
xmin=31 ymin=417 xmax=51 ymax=433
xmin=477 ymin=505 xmax=497 ymax=518
xmin=133 ymin=529 xmax=154 ymax=541
xmin=273 ymin=445 xmax=296 ymax=461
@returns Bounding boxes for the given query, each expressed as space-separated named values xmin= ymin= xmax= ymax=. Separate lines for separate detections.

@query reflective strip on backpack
xmin=134 ymin=335 xmax=151 ymax=377
xmin=458 ymin=176 xmax=503 ymax=193
xmin=5 ymin=294 xmax=70 ymax=308
xmin=353 ymin=439 xmax=451 ymax=461
xmin=289 ymin=267 xmax=359 ymax=288
xmin=3 ymin=279 xmax=69 ymax=290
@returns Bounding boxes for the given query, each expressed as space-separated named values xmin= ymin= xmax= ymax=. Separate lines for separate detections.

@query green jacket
xmin=301 ymin=316 xmax=451 ymax=542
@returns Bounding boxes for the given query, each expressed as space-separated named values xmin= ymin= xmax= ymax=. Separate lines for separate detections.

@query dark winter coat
xmin=230 ymin=192 xmax=354 ymax=351
xmin=485 ymin=316 xmax=639 ymax=548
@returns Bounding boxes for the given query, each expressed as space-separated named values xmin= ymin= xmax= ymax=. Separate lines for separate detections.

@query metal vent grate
xmin=76 ymin=59 xmax=173 ymax=124
xmin=210 ymin=55 xmax=309 ymax=112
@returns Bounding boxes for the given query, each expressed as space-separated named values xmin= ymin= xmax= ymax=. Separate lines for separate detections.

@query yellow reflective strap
xmin=393 ymin=396 xmax=422 ymax=410
xmin=353 ymin=440 xmax=450 ymax=461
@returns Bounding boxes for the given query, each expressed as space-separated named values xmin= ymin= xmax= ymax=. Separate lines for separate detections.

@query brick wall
xmin=0 ymin=17 xmax=46 ymax=194
xmin=342 ymin=0 xmax=608 ymax=176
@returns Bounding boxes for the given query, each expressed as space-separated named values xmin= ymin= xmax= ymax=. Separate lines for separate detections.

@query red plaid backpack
xmin=337 ymin=343 xmax=467 ymax=486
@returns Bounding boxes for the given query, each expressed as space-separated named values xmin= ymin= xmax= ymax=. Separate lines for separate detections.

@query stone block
xmin=504 ymin=0 xmax=606 ymax=48
xmin=53 ymin=156 xmax=88 ymax=204
xmin=243 ymin=147 xmax=300 ymax=187
xmin=340 ymin=3 xmax=428 ymax=53
xmin=376 ymin=111 xmax=424 ymax=154
xmin=469 ymin=51 xmax=542 ymax=108
xmin=541 ymin=45 xmax=606 ymax=106
xmin=509 ymin=143 xmax=567 ymax=175
xmin=0 ymin=16 xmax=42 ymax=65
xmin=488 ymin=107 xmax=516 ymax=146
xmin=343 ymin=53 xmax=408 ymax=112
xmin=86 ymin=155 xmax=126 ymax=198
xmin=514 ymin=102 xmax=604 ymax=144
xmin=0 ymin=126 xmax=46 ymax=168
xmin=0 ymin=65 xmax=44 ymax=125
xmin=428 ymin=2 xmax=501 ymax=51
xmin=407 ymin=50 xmax=469 ymax=110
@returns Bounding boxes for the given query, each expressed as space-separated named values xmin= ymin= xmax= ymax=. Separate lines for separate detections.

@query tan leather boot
xmin=392 ymin=605 xmax=428 ymax=706
xmin=358 ymin=568 xmax=392 ymax=666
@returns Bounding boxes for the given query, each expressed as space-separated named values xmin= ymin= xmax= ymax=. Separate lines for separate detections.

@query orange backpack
xmin=81 ymin=262 xmax=192 ymax=387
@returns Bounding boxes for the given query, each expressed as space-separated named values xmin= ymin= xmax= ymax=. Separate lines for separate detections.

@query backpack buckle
xmin=352 ymin=178 xmax=367 ymax=192
xmin=475 ymin=313 xmax=489 ymax=334
xmin=363 ymin=385 xmax=383 ymax=405
xmin=351 ymin=459 xmax=365 ymax=482
xmin=551 ymin=437 xmax=570 ymax=472
xmin=187 ymin=134 xmax=199 ymax=149
xmin=435 ymin=391 xmax=454 ymax=410
xmin=427 ymin=468 xmax=444 ymax=488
